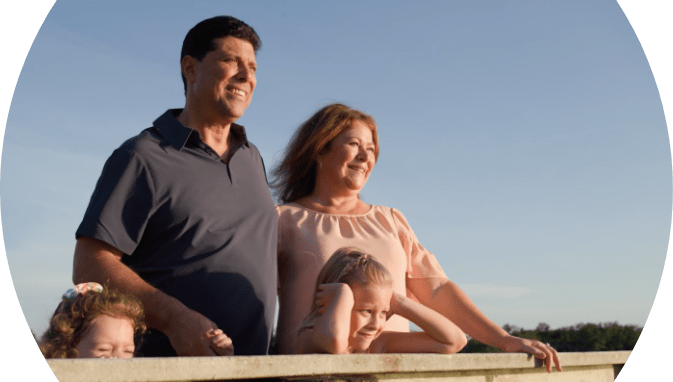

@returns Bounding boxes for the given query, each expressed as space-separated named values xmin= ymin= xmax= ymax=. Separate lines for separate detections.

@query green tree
xmin=460 ymin=322 xmax=641 ymax=353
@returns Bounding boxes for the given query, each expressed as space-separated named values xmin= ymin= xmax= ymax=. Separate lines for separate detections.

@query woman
xmin=272 ymin=103 xmax=561 ymax=372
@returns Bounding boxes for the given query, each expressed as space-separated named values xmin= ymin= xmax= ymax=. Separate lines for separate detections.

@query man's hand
xmin=205 ymin=329 xmax=234 ymax=356
xmin=164 ymin=307 xmax=221 ymax=356
xmin=501 ymin=335 xmax=562 ymax=373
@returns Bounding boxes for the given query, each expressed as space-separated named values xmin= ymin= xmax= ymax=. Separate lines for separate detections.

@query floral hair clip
xmin=62 ymin=282 xmax=104 ymax=302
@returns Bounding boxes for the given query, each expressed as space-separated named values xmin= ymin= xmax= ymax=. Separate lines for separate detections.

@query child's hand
xmin=205 ymin=329 xmax=234 ymax=356
xmin=389 ymin=291 xmax=406 ymax=318
xmin=315 ymin=283 xmax=352 ymax=314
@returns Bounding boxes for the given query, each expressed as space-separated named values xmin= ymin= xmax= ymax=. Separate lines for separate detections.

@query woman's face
xmin=317 ymin=121 xmax=376 ymax=195
xmin=75 ymin=315 xmax=135 ymax=359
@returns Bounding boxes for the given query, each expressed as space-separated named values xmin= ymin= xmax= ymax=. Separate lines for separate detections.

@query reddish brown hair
xmin=39 ymin=286 xmax=146 ymax=359
xmin=271 ymin=103 xmax=379 ymax=204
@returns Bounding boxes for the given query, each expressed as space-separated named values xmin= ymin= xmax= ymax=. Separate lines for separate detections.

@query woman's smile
xmin=317 ymin=120 xmax=376 ymax=194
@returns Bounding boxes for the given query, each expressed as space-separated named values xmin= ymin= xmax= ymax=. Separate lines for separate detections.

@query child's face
xmin=348 ymin=282 xmax=392 ymax=353
xmin=75 ymin=315 xmax=135 ymax=359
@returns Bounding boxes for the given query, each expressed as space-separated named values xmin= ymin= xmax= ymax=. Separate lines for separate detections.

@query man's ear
xmin=181 ymin=55 xmax=197 ymax=86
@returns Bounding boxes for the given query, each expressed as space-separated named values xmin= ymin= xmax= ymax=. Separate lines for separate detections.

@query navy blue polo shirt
xmin=76 ymin=109 xmax=277 ymax=356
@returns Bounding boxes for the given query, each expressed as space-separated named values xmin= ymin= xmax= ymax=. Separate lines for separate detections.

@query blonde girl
xmin=297 ymin=248 xmax=467 ymax=354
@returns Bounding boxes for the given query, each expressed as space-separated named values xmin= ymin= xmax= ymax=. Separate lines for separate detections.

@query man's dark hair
xmin=180 ymin=15 xmax=262 ymax=93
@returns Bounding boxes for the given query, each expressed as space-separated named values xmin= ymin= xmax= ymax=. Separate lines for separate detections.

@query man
xmin=72 ymin=16 xmax=277 ymax=357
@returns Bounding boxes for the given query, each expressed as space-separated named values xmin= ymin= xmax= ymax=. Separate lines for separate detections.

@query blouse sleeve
xmin=390 ymin=208 xmax=448 ymax=280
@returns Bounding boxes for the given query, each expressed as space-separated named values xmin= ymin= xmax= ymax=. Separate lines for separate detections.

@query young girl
xmin=297 ymin=248 xmax=468 ymax=354
xmin=40 ymin=282 xmax=147 ymax=359
xmin=40 ymin=282 xmax=233 ymax=358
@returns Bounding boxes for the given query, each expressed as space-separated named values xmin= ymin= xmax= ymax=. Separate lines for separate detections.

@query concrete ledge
xmin=47 ymin=351 xmax=630 ymax=382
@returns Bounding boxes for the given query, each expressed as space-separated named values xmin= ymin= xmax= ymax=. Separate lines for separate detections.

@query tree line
xmin=461 ymin=322 xmax=642 ymax=353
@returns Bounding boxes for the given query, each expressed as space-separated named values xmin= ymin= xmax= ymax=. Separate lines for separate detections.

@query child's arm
xmin=297 ymin=283 xmax=354 ymax=354
xmin=205 ymin=329 xmax=234 ymax=356
xmin=372 ymin=292 xmax=467 ymax=354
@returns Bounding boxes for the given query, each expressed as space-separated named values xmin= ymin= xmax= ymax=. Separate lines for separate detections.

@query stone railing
xmin=46 ymin=351 xmax=630 ymax=382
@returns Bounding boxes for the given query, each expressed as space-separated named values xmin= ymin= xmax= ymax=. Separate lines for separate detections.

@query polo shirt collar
xmin=153 ymin=109 xmax=250 ymax=151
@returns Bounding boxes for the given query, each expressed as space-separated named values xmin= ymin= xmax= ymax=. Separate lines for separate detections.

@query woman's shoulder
xmin=276 ymin=202 xmax=308 ymax=216
xmin=279 ymin=201 xmax=391 ymax=217
xmin=367 ymin=205 xmax=407 ymax=220
xmin=278 ymin=202 xmax=412 ymax=229
xmin=276 ymin=202 xmax=313 ymax=225
xmin=366 ymin=206 xmax=414 ymax=233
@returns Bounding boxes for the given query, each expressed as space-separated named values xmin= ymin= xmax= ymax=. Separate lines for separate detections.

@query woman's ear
xmin=315 ymin=150 xmax=327 ymax=170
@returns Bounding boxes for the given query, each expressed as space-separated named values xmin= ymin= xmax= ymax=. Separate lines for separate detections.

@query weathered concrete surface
xmin=46 ymin=351 xmax=630 ymax=382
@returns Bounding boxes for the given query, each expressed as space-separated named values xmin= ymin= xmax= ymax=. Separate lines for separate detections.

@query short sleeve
xmin=76 ymin=147 xmax=155 ymax=255
xmin=390 ymin=208 xmax=448 ymax=280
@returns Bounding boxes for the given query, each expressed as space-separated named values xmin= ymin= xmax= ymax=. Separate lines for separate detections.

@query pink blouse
xmin=276 ymin=203 xmax=448 ymax=354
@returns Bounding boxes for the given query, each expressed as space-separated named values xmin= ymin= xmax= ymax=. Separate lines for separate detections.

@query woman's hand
xmin=315 ymin=283 xmax=352 ymax=314
xmin=408 ymin=278 xmax=562 ymax=372
xmin=500 ymin=335 xmax=562 ymax=373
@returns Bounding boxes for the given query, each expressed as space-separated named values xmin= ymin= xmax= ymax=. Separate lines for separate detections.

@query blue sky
xmin=0 ymin=0 xmax=670 ymax=355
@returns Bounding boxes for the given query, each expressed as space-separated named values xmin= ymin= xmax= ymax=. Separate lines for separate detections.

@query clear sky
xmin=0 ymin=0 xmax=670 ymax=356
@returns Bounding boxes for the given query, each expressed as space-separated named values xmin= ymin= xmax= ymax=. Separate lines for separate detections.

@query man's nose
xmin=237 ymin=63 xmax=254 ymax=81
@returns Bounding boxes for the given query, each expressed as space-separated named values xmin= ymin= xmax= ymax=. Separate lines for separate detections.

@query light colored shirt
xmin=276 ymin=203 xmax=447 ymax=354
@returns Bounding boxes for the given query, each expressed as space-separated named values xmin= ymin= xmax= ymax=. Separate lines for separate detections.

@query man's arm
xmin=408 ymin=278 xmax=561 ymax=373
xmin=72 ymin=236 xmax=220 ymax=356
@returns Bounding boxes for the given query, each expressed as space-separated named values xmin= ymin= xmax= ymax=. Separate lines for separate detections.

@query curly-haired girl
xmin=39 ymin=283 xmax=146 ymax=359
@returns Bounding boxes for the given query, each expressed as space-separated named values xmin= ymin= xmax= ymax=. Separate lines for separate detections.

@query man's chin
xmin=224 ymin=102 xmax=250 ymax=117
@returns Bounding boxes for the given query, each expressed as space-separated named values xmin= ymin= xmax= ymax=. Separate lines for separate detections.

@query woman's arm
xmin=373 ymin=292 xmax=467 ymax=354
xmin=408 ymin=278 xmax=562 ymax=372
xmin=297 ymin=283 xmax=354 ymax=354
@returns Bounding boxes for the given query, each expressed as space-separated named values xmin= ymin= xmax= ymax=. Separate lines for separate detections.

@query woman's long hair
xmin=298 ymin=247 xmax=392 ymax=332
xmin=271 ymin=103 xmax=379 ymax=204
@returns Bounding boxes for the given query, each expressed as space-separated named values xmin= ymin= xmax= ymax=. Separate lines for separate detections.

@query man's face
xmin=186 ymin=36 xmax=257 ymax=124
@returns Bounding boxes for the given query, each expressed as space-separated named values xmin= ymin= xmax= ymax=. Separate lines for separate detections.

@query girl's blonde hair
xmin=39 ymin=285 xmax=146 ymax=359
xmin=299 ymin=247 xmax=392 ymax=332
